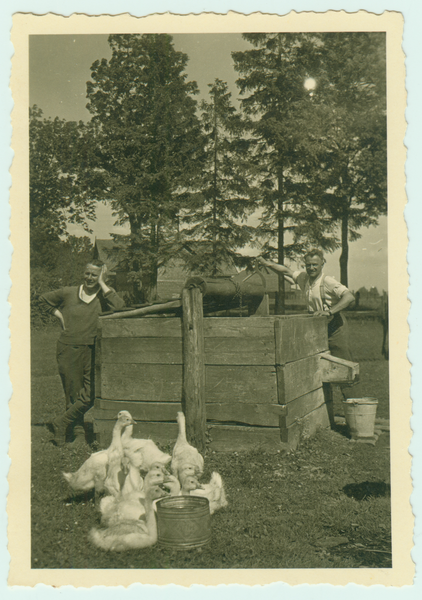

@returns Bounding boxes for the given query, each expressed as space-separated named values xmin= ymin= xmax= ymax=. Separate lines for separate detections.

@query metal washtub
xmin=156 ymin=496 xmax=211 ymax=549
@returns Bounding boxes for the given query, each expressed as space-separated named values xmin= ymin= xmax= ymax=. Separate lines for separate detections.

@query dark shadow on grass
xmin=333 ymin=422 xmax=350 ymax=439
xmin=34 ymin=422 xmax=75 ymax=445
xmin=343 ymin=481 xmax=390 ymax=501
xmin=64 ymin=489 xmax=95 ymax=505
xmin=39 ymin=421 xmax=97 ymax=446
xmin=331 ymin=419 xmax=355 ymax=440
xmin=84 ymin=421 xmax=96 ymax=445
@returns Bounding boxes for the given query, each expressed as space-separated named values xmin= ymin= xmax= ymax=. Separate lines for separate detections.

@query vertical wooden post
xmin=182 ymin=286 xmax=206 ymax=453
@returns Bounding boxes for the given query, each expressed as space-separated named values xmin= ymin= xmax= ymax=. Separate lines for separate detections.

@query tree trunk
xmin=339 ymin=209 xmax=349 ymax=286
xmin=212 ymin=94 xmax=218 ymax=275
xmin=142 ymin=270 xmax=158 ymax=303
xmin=275 ymin=172 xmax=285 ymax=315
xmin=136 ymin=222 xmax=159 ymax=303
xmin=128 ymin=218 xmax=144 ymax=305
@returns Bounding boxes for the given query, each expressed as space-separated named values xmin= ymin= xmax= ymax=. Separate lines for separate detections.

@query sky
xmin=29 ymin=33 xmax=388 ymax=293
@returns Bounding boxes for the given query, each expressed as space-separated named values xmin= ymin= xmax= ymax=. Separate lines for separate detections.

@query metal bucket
xmin=343 ymin=398 xmax=378 ymax=438
xmin=156 ymin=496 xmax=211 ymax=549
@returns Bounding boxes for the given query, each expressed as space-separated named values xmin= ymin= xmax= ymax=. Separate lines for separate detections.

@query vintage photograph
xmin=9 ymin=11 xmax=411 ymax=587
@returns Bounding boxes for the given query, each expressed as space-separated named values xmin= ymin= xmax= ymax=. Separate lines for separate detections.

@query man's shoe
xmin=69 ymin=432 xmax=87 ymax=448
xmin=51 ymin=419 xmax=68 ymax=447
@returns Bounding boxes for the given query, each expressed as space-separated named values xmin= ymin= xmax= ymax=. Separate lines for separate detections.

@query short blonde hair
xmin=304 ymin=249 xmax=325 ymax=263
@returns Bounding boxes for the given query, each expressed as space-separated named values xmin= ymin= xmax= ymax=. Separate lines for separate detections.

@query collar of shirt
xmin=79 ymin=285 xmax=99 ymax=304
xmin=306 ymin=271 xmax=325 ymax=290
xmin=305 ymin=272 xmax=328 ymax=313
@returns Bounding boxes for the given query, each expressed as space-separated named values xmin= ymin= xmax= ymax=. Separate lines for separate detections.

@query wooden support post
xmin=320 ymin=352 xmax=360 ymax=430
xmin=182 ymin=286 xmax=206 ymax=453
xmin=323 ymin=383 xmax=335 ymax=429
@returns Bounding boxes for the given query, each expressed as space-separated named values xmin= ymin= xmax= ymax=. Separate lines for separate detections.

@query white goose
xmin=62 ymin=411 xmax=135 ymax=494
xmin=90 ymin=467 xmax=170 ymax=551
xmin=179 ymin=471 xmax=228 ymax=514
xmin=171 ymin=412 xmax=204 ymax=479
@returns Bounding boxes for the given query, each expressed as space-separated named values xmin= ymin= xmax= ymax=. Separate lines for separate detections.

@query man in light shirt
xmin=258 ymin=249 xmax=360 ymax=398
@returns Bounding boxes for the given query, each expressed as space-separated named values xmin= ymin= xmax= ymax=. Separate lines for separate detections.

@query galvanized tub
xmin=156 ymin=496 xmax=211 ymax=549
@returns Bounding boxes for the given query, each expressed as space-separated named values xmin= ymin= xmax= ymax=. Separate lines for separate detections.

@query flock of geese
xmin=63 ymin=411 xmax=227 ymax=552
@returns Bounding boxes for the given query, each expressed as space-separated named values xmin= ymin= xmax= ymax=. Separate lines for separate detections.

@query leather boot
xmin=52 ymin=400 xmax=88 ymax=447
xmin=51 ymin=418 xmax=69 ymax=447
xmin=70 ymin=425 xmax=87 ymax=449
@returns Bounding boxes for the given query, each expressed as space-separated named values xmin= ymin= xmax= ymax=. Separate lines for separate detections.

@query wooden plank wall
xmin=274 ymin=317 xmax=330 ymax=447
xmin=205 ymin=316 xmax=330 ymax=450
xmin=95 ymin=318 xmax=183 ymax=445
xmin=202 ymin=318 xmax=279 ymax=451
xmin=94 ymin=315 xmax=330 ymax=450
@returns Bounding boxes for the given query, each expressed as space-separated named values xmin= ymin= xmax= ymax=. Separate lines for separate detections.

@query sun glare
xmin=304 ymin=78 xmax=317 ymax=91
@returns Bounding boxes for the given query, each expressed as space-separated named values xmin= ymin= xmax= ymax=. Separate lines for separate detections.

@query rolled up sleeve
xmin=102 ymin=289 xmax=125 ymax=311
xmin=40 ymin=289 xmax=64 ymax=314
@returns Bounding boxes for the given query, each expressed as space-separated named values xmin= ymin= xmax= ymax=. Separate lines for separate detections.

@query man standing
xmin=258 ymin=250 xmax=360 ymax=398
xmin=41 ymin=260 xmax=125 ymax=447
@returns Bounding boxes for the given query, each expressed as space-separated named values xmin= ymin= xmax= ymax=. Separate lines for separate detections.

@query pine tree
xmin=232 ymin=33 xmax=338 ymax=313
xmin=306 ymin=33 xmax=387 ymax=286
xmin=233 ymin=32 xmax=387 ymax=298
xmin=182 ymin=79 xmax=256 ymax=276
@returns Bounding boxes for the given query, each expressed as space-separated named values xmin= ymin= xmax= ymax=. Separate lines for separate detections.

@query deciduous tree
xmin=86 ymin=34 xmax=204 ymax=302
xmin=29 ymin=106 xmax=96 ymax=271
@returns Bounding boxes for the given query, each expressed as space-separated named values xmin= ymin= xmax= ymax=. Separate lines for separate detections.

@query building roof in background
xmin=94 ymin=238 xmax=127 ymax=271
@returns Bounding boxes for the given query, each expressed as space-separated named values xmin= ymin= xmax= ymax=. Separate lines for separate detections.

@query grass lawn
xmin=31 ymin=317 xmax=391 ymax=569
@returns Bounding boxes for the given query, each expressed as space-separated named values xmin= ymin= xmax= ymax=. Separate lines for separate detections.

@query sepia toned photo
xmin=8 ymin=11 xmax=411 ymax=588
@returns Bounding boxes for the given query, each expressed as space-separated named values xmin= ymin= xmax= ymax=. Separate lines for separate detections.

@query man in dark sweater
xmin=41 ymin=259 xmax=125 ymax=446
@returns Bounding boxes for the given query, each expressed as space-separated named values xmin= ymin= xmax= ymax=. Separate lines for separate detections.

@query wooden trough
xmin=93 ymin=287 xmax=358 ymax=451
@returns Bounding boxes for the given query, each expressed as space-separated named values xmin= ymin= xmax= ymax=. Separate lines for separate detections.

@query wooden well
xmin=93 ymin=304 xmax=357 ymax=451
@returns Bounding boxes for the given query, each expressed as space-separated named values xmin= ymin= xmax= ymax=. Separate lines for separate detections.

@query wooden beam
xmin=99 ymin=317 xmax=182 ymax=338
xmin=207 ymin=424 xmax=283 ymax=452
xmin=280 ymin=402 xmax=331 ymax=448
xmin=100 ymin=299 xmax=181 ymax=319
xmin=99 ymin=363 xmax=183 ymax=401
xmin=95 ymin=399 xmax=285 ymax=427
xmin=320 ymin=352 xmax=359 ymax=383
xmin=206 ymin=365 xmax=277 ymax=404
xmin=100 ymin=337 xmax=183 ymax=364
xmin=182 ymin=286 xmax=206 ymax=453
xmin=278 ymin=388 xmax=326 ymax=429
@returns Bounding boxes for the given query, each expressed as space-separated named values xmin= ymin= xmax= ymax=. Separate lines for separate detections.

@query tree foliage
xmin=85 ymin=34 xmax=205 ymax=301
xmin=182 ymin=79 xmax=257 ymax=275
xmin=31 ymin=236 xmax=93 ymax=327
xmin=233 ymin=34 xmax=339 ymax=311
xmin=29 ymin=106 xmax=96 ymax=270
xmin=306 ymin=33 xmax=387 ymax=285
xmin=233 ymin=32 xmax=387 ymax=291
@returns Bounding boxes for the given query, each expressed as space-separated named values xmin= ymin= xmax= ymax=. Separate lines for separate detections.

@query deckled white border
xmin=3 ymin=0 xmax=420 ymax=595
